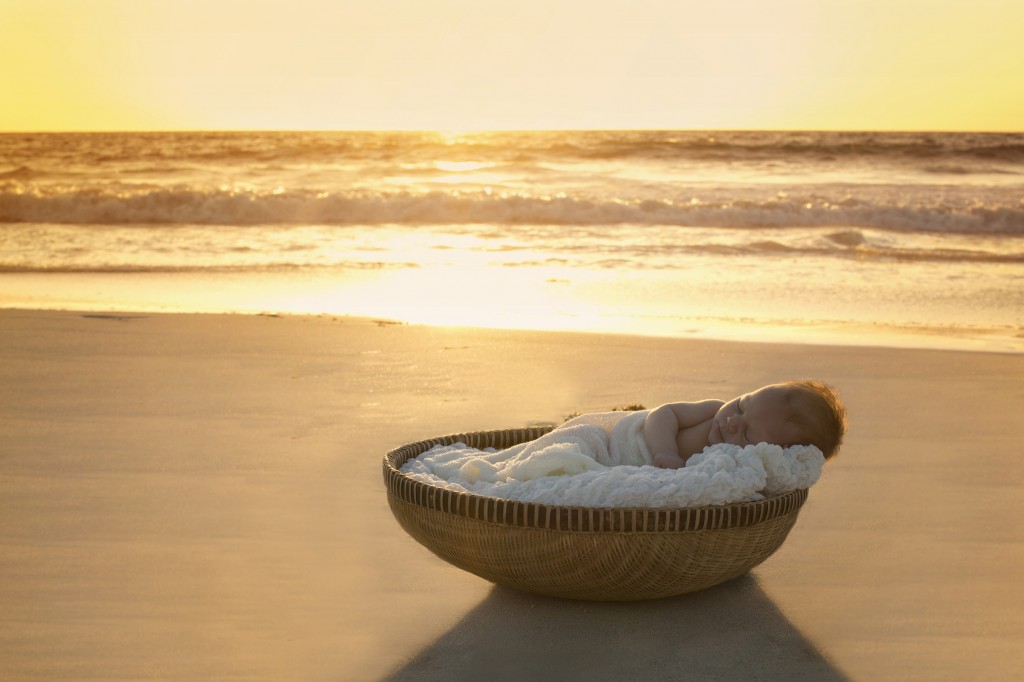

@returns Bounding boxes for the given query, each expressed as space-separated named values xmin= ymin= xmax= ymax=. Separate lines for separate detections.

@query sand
xmin=1 ymin=309 xmax=1021 ymax=681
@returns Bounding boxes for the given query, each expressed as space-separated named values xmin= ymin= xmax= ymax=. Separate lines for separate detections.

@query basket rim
xmin=383 ymin=426 xmax=808 ymax=533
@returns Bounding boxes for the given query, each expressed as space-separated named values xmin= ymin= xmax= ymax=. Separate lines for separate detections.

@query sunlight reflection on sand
xmin=3 ymin=267 xmax=1021 ymax=353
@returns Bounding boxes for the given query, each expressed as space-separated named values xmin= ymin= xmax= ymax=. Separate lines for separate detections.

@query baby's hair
xmin=778 ymin=380 xmax=848 ymax=460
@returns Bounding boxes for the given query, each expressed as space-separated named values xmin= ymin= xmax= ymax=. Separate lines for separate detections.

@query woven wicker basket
xmin=383 ymin=426 xmax=808 ymax=601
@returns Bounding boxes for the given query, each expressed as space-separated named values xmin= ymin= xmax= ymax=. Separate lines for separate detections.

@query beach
xmin=1 ymin=309 xmax=1021 ymax=681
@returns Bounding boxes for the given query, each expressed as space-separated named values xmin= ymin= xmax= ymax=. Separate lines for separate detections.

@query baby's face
xmin=708 ymin=385 xmax=804 ymax=448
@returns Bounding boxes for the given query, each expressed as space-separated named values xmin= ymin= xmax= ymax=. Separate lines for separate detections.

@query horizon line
xmin=2 ymin=127 xmax=1022 ymax=135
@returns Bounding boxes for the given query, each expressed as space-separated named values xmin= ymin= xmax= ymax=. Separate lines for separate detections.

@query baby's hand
xmin=653 ymin=452 xmax=686 ymax=469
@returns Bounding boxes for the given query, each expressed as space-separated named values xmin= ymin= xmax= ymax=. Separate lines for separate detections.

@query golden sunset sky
xmin=2 ymin=0 xmax=1021 ymax=131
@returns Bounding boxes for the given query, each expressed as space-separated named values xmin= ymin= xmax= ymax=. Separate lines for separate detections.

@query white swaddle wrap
xmin=401 ymin=409 xmax=824 ymax=508
xmin=502 ymin=409 xmax=653 ymax=472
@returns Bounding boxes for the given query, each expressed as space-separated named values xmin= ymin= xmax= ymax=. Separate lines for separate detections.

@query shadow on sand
xmin=383 ymin=575 xmax=847 ymax=682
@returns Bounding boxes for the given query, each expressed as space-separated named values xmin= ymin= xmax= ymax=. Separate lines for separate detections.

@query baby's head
xmin=775 ymin=380 xmax=847 ymax=459
xmin=710 ymin=380 xmax=847 ymax=459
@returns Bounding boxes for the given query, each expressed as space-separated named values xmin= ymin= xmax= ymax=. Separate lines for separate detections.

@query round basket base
xmin=383 ymin=428 xmax=808 ymax=602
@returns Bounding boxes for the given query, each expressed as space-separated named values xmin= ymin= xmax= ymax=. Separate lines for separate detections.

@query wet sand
xmin=1 ymin=310 xmax=1021 ymax=680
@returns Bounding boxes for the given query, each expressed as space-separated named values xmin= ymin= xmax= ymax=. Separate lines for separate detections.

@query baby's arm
xmin=643 ymin=400 xmax=724 ymax=469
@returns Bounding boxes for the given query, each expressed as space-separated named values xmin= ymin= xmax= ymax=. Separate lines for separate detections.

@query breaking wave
xmin=2 ymin=185 xmax=1022 ymax=235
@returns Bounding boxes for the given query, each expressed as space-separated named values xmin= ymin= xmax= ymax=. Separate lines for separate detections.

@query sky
xmin=1 ymin=0 xmax=1021 ymax=131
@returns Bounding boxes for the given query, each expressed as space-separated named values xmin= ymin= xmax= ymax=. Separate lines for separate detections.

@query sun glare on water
xmin=433 ymin=161 xmax=491 ymax=172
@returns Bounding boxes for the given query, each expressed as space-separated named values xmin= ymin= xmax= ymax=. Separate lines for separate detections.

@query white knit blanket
xmin=400 ymin=410 xmax=825 ymax=508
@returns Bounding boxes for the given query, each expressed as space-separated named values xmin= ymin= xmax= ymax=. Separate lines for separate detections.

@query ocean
xmin=1 ymin=130 xmax=1022 ymax=351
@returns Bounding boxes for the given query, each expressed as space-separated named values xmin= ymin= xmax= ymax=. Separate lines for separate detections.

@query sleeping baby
xmin=401 ymin=380 xmax=847 ymax=508
xmin=643 ymin=380 xmax=847 ymax=469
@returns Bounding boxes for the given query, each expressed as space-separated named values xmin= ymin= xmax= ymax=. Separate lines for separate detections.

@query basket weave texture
xmin=384 ymin=426 xmax=808 ymax=601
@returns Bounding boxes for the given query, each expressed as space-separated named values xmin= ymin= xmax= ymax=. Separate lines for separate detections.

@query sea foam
xmin=2 ymin=183 xmax=1022 ymax=235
